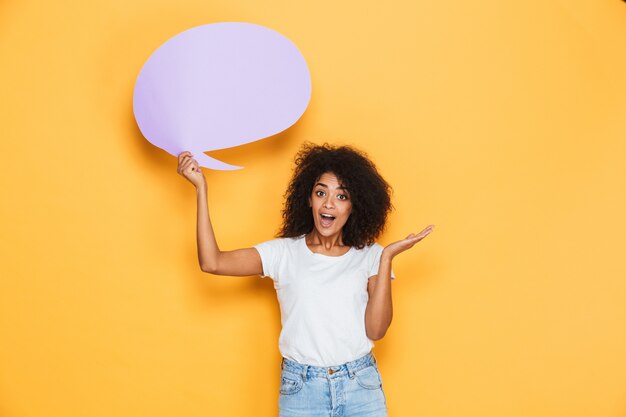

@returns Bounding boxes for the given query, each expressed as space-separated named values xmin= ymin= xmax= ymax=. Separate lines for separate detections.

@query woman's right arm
xmin=178 ymin=151 xmax=263 ymax=276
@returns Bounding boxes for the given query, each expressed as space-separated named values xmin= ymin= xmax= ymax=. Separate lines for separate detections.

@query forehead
xmin=315 ymin=172 xmax=344 ymax=188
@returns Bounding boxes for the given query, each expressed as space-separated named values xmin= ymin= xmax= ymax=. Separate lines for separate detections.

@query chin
xmin=314 ymin=224 xmax=343 ymax=237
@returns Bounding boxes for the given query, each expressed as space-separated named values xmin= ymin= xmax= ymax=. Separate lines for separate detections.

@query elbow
xmin=367 ymin=330 xmax=387 ymax=341
xmin=366 ymin=325 xmax=389 ymax=341
xmin=366 ymin=318 xmax=392 ymax=341
xmin=200 ymin=254 xmax=222 ymax=274
xmin=200 ymin=263 xmax=218 ymax=274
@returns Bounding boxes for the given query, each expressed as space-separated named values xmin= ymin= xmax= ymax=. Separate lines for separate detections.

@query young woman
xmin=177 ymin=143 xmax=434 ymax=417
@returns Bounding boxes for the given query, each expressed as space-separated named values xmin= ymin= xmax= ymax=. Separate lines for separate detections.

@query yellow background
xmin=1 ymin=0 xmax=625 ymax=416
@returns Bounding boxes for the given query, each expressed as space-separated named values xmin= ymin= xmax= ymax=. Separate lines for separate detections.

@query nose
xmin=323 ymin=198 xmax=334 ymax=209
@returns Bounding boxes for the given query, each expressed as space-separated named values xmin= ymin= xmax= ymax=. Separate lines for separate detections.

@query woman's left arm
xmin=365 ymin=224 xmax=435 ymax=340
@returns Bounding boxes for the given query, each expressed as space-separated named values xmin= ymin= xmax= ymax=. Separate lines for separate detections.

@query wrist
xmin=381 ymin=249 xmax=393 ymax=264
xmin=196 ymin=183 xmax=207 ymax=194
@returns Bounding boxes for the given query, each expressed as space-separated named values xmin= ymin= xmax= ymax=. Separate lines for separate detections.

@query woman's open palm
xmin=383 ymin=224 xmax=435 ymax=259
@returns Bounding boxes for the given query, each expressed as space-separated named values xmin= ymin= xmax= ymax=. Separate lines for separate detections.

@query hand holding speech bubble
xmin=133 ymin=22 xmax=312 ymax=170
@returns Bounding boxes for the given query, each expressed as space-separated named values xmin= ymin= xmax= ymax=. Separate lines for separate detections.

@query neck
xmin=306 ymin=229 xmax=345 ymax=250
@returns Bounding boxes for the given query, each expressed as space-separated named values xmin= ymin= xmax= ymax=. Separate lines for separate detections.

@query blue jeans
xmin=278 ymin=352 xmax=388 ymax=417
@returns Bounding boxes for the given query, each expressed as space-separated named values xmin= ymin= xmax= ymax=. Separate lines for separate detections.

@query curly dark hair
xmin=278 ymin=142 xmax=393 ymax=249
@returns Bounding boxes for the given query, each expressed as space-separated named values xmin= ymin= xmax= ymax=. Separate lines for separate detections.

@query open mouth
xmin=320 ymin=213 xmax=336 ymax=228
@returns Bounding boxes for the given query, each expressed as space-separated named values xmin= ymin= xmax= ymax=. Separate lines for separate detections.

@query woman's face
xmin=308 ymin=172 xmax=352 ymax=238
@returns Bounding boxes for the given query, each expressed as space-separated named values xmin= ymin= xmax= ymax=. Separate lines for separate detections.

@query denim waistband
xmin=281 ymin=351 xmax=377 ymax=380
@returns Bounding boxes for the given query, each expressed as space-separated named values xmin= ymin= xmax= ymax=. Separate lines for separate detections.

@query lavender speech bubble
xmin=133 ymin=22 xmax=312 ymax=170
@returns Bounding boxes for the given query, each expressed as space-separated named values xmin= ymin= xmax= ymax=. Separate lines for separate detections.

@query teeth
xmin=321 ymin=214 xmax=335 ymax=219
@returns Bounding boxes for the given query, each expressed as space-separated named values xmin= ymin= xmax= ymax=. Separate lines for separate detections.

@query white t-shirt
xmin=254 ymin=234 xmax=395 ymax=367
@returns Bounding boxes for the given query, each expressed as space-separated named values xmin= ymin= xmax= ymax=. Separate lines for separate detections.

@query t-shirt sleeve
xmin=368 ymin=243 xmax=396 ymax=280
xmin=253 ymin=238 xmax=284 ymax=280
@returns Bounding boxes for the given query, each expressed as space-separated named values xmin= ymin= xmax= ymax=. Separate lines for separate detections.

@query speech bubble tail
xmin=192 ymin=151 xmax=243 ymax=171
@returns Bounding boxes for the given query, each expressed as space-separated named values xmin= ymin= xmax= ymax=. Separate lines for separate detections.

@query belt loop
xmin=347 ymin=362 xmax=355 ymax=379
xmin=281 ymin=357 xmax=284 ymax=370
xmin=347 ymin=357 xmax=357 ymax=379
xmin=302 ymin=364 xmax=308 ymax=382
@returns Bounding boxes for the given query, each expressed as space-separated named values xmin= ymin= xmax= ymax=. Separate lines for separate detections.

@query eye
xmin=337 ymin=194 xmax=349 ymax=201
xmin=315 ymin=190 xmax=325 ymax=197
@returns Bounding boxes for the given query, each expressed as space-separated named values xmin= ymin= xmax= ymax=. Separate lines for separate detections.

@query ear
xmin=308 ymin=196 xmax=312 ymax=207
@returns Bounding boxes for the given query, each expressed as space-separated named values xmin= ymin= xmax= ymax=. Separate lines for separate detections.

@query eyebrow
xmin=315 ymin=182 xmax=348 ymax=191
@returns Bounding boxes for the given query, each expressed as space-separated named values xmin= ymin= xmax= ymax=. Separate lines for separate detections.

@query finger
xmin=186 ymin=159 xmax=199 ymax=173
xmin=177 ymin=151 xmax=192 ymax=164
xmin=180 ymin=156 xmax=196 ymax=171
xmin=178 ymin=156 xmax=192 ymax=174
xmin=185 ymin=159 xmax=194 ymax=172
xmin=181 ymin=159 xmax=194 ymax=173
xmin=183 ymin=158 xmax=195 ymax=171
xmin=177 ymin=156 xmax=189 ymax=173
xmin=418 ymin=225 xmax=435 ymax=237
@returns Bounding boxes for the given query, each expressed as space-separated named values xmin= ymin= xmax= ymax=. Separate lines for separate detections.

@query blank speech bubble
xmin=133 ymin=22 xmax=312 ymax=170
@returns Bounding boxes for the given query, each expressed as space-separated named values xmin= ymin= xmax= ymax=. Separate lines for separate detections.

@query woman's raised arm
xmin=178 ymin=151 xmax=263 ymax=276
